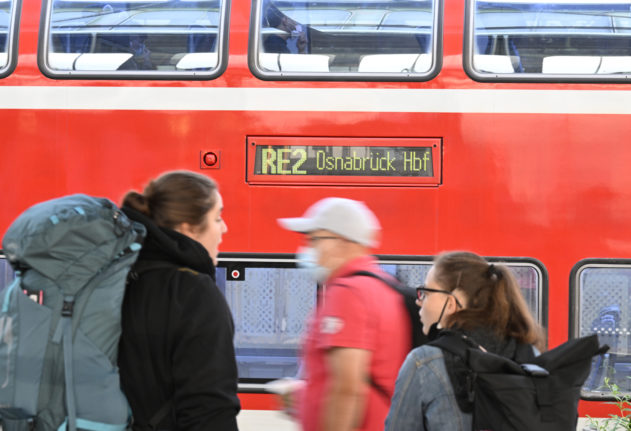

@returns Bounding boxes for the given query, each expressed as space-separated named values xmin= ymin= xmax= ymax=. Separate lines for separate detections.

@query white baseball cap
xmin=277 ymin=197 xmax=381 ymax=248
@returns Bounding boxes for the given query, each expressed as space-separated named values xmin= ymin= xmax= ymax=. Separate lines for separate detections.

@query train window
xmin=0 ymin=0 xmax=19 ymax=78
xmin=465 ymin=1 xmax=631 ymax=82
xmin=571 ymin=260 xmax=631 ymax=400
xmin=39 ymin=0 xmax=229 ymax=79
xmin=218 ymin=254 xmax=546 ymax=388
xmin=249 ymin=0 xmax=442 ymax=80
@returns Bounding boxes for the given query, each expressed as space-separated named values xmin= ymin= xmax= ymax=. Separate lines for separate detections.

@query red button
xmin=203 ymin=152 xmax=218 ymax=166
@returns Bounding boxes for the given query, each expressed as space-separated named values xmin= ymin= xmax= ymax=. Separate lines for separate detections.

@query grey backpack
xmin=0 ymin=194 xmax=146 ymax=431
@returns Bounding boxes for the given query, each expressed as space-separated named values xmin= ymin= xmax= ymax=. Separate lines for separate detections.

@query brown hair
xmin=433 ymin=251 xmax=545 ymax=351
xmin=122 ymin=170 xmax=218 ymax=232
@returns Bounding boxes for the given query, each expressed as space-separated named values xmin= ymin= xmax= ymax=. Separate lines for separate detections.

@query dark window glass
xmin=468 ymin=1 xmax=631 ymax=80
xmin=251 ymin=0 xmax=440 ymax=79
xmin=574 ymin=264 xmax=631 ymax=399
xmin=41 ymin=0 xmax=228 ymax=78
xmin=0 ymin=0 xmax=18 ymax=75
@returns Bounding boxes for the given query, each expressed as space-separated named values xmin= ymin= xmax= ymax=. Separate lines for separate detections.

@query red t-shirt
xmin=297 ymin=255 xmax=411 ymax=431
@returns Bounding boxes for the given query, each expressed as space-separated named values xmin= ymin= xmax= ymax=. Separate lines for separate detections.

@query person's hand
xmin=296 ymin=30 xmax=307 ymax=53
xmin=266 ymin=378 xmax=305 ymax=418
xmin=277 ymin=389 xmax=297 ymax=417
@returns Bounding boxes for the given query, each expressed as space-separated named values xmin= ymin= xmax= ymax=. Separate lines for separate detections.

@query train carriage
xmin=1 ymin=0 xmax=631 ymax=428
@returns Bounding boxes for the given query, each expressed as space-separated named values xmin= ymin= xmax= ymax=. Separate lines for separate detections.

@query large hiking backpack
xmin=0 ymin=194 xmax=146 ymax=431
xmin=429 ymin=331 xmax=609 ymax=431
xmin=351 ymin=270 xmax=428 ymax=348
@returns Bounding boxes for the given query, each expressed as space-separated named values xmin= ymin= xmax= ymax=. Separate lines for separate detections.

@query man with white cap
xmin=278 ymin=197 xmax=411 ymax=431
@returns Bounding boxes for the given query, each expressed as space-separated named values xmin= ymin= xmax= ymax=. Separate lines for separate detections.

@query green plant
xmin=587 ymin=378 xmax=631 ymax=431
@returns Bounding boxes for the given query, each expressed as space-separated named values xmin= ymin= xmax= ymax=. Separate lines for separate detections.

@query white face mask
xmin=296 ymin=246 xmax=330 ymax=284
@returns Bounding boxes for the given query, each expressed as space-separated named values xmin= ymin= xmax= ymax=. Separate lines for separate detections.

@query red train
xmin=1 ymin=0 xmax=630 ymax=427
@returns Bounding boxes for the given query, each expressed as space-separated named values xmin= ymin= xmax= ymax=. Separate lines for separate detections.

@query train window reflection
xmin=217 ymin=255 xmax=545 ymax=384
xmin=572 ymin=263 xmax=631 ymax=400
xmin=0 ymin=0 xmax=18 ymax=76
xmin=40 ymin=0 xmax=228 ymax=78
xmin=466 ymin=1 xmax=631 ymax=81
xmin=250 ymin=0 xmax=441 ymax=80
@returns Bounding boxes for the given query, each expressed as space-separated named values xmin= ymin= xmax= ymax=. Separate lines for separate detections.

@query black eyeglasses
xmin=416 ymin=286 xmax=463 ymax=308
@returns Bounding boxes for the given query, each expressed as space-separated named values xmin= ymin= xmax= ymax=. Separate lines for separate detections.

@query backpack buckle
xmin=61 ymin=300 xmax=74 ymax=317
xmin=521 ymin=363 xmax=549 ymax=377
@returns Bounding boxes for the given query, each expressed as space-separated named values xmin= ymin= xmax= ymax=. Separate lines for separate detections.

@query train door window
xmin=217 ymin=254 xmax=546 ymax=389
xmin=216 ymin=257 xmax=314 ymax=383
xmin=0 ymin=0 xmax=19 ymax=78
xmin=249 ymin=0 xmax=442 ymax=80
xmin=571 ymin=260 xmax=631 ymax=400
xmin=39 ymin=0 xmax=229 ymax=79
xmin=465 ymin=1 xmax=631 ymax=82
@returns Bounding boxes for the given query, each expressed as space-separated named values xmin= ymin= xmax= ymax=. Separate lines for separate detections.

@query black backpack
xmin=351 ymin=270 xmax=428 ymax=349
xmin=429 ymin=331 xmax=609 ymax=431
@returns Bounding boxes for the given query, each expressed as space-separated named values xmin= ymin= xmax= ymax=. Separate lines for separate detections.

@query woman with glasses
xmin=384 ymin=251 xmax=544 ymax=431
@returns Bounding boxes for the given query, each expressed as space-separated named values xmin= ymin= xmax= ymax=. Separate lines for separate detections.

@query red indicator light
xmin=203 ymin=152 xmax=218 ymax=167
xmin=231 ymin=270 xmax=240 ymax=278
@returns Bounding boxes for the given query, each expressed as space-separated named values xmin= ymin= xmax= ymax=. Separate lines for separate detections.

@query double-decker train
xmin=1 ymin=0 xmax=631 ymax=428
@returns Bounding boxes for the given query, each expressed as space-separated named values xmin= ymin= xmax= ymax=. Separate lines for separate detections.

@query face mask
xmin=426 ymin=298 xmax=450 ymax=341
xmin=296 ymin=246 xmax=330 ymax=284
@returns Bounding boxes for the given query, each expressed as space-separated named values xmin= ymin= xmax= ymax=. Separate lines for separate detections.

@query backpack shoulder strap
xmin=146 ymin=399 xmax=173 ymax=431
xmin=132 ymin=260 xmax=178 ymax=275
xmin=350 ymin=269 xmax=429 ymax=349
xmin=127 ymin=260 xmax=182 ymax=285
xmin=349 ymin=270 xmax=403 ymax=293
xmin=344 ymin=270 xmax=404 ymax=401
xmin=427 ymin=332 xmax=477 ymax=359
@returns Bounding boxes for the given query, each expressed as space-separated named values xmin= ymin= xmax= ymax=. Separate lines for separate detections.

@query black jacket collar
xmin=122 ymin=206 xmax=216 ymax=281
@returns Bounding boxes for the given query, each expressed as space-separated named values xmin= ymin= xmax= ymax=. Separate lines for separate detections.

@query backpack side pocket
xmin=0 ymin=280 xmax=51 ymax=415
xmin=0 ymin=407 xmax=35 ymax=431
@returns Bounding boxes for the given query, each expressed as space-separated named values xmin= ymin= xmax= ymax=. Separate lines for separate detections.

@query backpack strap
xmin=343 ymin=270 xmax=407 ymax=401
xmin=129 ymin=261 xmax=177 ymax=279
xmin=145 ymin=399 xmax=173 ymax=431
xmin=126 ymin=261 xmax=176 ymax=431
xmin=351 ymin=270 xmax=403 ymax=295
xmin=427 ymin=331 xmax=477 ymax=359
xmin=351 ymin=270 xmax=427 ymax=348
xmin=427 ymin=332 xmax=481 ymax=408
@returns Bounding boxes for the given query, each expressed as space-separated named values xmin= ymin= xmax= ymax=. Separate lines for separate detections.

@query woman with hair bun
xmin=385 ymin=251 xmax=545 ymax=431
xmin=118 ymin=170 xmax=240 ymax=431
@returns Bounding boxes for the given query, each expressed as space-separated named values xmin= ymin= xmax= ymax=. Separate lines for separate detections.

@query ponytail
xmin=122 ymin=190 xmax=152 ymax=217
xmin=435 ymin=252 xmax=545 ymax=351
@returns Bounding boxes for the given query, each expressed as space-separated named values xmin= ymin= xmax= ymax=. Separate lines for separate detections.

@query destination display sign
xmin=247 ymin=137 xmax=441 ymax=186
xmin=255 ymin=145 xmax=432 ymax=177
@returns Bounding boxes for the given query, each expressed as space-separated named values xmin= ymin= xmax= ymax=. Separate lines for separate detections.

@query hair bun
xmin=122 ymin=191 xmax=151 ymax=216
xmin=486 ymin=264 xmax=503 ymax=282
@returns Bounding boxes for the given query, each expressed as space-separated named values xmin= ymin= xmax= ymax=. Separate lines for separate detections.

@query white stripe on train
xmin=235 ymin=411 xmax=601 ymax=430
xmin=1 ymin=86 xmax=631 ymax=114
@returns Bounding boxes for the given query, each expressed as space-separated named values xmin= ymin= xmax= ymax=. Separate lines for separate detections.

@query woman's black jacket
xmin=118 ymin=207 xmax=240 ymax=431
